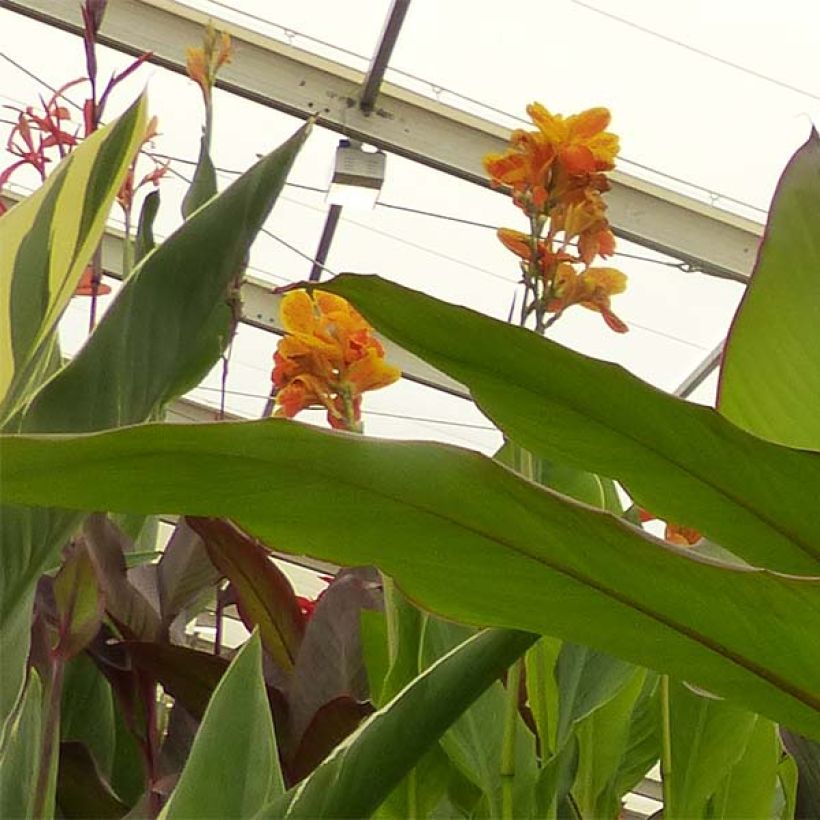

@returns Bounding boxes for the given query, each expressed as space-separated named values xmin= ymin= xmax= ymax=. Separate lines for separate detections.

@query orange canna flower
xmin=547 ymin=263 xmax=628 ymax=333
xmin=271 ymin=289 xmax=400 ymax=430
xmin=637 ymin=509 xmax=702 ymax=547
xmin=484 ymin=131 xmax=556 ymax=209
xmin=186 ymin=23 xmax=233 ymax=101
xmin=527 ymin=103 xmax=619 ymax=175
xmin=664 ymin=523 xmax=702 ymax=547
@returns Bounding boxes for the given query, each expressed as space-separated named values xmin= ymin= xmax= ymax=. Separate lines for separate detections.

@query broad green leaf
xmin=380 ymin=578 xmax=423 ymax=705
xmin=61 ymin=654 xmax=116 ymax=779
xmin=322 ymin=274 xmax=820 ymax=576
xmin=0 ymin=123 xmax=308 ymax=730
xmin=525 ymin=637 xmax=562 ymax=755
xmin=572 ymin=669 xmax=655 ymax=818
xmin=160 ymin=631 xmax=284 ymax=819
xmin=708 ymin=717 xmax=779 ymax=819
xmin=613 ymin=672 xmax=660 ymax=798
xmin=778 ymin=752 xmax=799 ymax=820
xmin=260 ymin=628 xmax=536 ymax=819
xmin=0 ymin=671 xmax=42 ymax=820
xmin=420 ymin=618 xmax=537 ymax=819
xmin=134 ymin=190 xmax=159 ymax=266
xmin=0 ymin=97 xmax=147 ymax=422
xmin=188 ymin=517 xmax=304 ymax=672
xmin=553 ymin=643 xmax=634 ymax=748
xmin=360 ymin=609 xmax=389 ymax=708
xmin=718 ymin=130 xmax=820 ymax=450
xmin=665 ymin=681 xmax=758 ymax=818
xmin=16 ymin=123 xmax=310 ymax=435
xmin=495 ymin=440 xmax=614 ymax=511
xmin=375 ymin=744 xmax=454 ymax=819
xmin=3 ymin=422 xmax=820 ymax=739
xmin=182 ymin=137 xmax=218 ymax=219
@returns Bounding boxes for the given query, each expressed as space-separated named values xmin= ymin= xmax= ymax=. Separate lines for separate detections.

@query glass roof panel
xmin=387 ymin=0 xmax=819 ymax=215
xmin=0 ymin=3 xmax=762 ymax=444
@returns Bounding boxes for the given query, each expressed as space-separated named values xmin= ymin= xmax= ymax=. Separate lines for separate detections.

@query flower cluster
xmin=639 ymin=509 xmax=702 ymax=548
xmin=484 ymin=103 xmax=628 ymax=333
xmin=185 ymin=23 xmax=232 ymax=105
xmin=271 ymin=290 xmax=400 ymax=432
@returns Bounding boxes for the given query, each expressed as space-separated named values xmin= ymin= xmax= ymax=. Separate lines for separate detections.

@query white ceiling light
xmin=326 ymin=139 xmax=386 ymax=209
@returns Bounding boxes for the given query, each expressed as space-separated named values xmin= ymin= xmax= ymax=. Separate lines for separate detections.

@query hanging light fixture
xmin=326 ymin=139 xmax=386 ymax=209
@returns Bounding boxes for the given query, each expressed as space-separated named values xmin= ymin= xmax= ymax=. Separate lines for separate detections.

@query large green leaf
xmin=708 ymin=717 xmax=779 ymax=819
xmin=261 ymin=628 xmax=536 ymax=819
xmin=0 ymin=123 xmax=309 ymax=730
xmin=159 ymin=631 xmax=284 ymax=819
xmin=572 ymin=669 xmax=658 ymax=818
xmin=664 ymin=681 xmax=760 ymax=818
xmin=321 ymin=275 xmax=820 ymax=576
xmin=718 ymin=130 xmax=820 ymax=450
xmin=420 ymin=618 xmax=537 ymax=819
xmin=0 ymin=671 xmax=42 ymax=819
xmin=3 ymin=420 xmax=820 ymax=739
xmin=60 ymin=654 xmax=116 ymax=779
xmin=0 ymin=97 xmax=147 ymax=423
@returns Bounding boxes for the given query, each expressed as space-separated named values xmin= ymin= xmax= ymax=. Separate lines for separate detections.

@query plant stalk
xmin=660 ymin=674 xmax=674 ymax=812
xmin=32 ymin=655 xmax=64 ymax=820
xmin=501 ymin=658 xmax=523 ymax=820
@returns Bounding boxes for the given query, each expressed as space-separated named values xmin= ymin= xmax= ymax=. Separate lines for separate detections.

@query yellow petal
xmin=583 ymin=267 xmax=627 ymax=295
xmin=280 ymin=289 xmax=316 ymax=334
xmin=527 ymin=102 xmax=566 ymax=143
xmin=347 ymin=351 xmax=401 ymax=394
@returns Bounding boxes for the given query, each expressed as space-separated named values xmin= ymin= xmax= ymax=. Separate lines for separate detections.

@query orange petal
xmin=567 ymin=107 xmax=611 ymax=139
xmin=665 ymin=523 xmax=702 ymax=546
xmin=559 ymin=144 xmax=597 ymax=175
xmin=497 ymin=228 xmax=533 ymax=260
xmin=600 ymin=307 xmax=629 ymax=334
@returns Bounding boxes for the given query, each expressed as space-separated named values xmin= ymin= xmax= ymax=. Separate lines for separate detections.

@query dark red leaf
xmin=286 ymin=696 xmax=372 ymax=785
xmin=187 ymin=517 xmax=305 ymax=672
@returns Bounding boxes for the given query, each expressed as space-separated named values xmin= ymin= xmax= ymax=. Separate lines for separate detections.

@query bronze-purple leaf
xmin=187 ymin=517 xmax=305 ymax=672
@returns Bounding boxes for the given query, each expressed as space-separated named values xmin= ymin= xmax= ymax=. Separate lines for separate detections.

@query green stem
xmin=531 ymin=640 xmax=552 ymax=758
xmin=32 ymin=655 xmax=64 ymax=820
xmin=661 ymin=674 xmax=674 ymax=813
xmin=501 ymin=659 xmax=523 ymax=820
xmin=122 ymin=204 xmax=134 ymax=277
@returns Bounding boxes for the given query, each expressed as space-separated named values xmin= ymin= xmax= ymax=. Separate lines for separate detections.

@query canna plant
xmin=2 ymin=8 xmax=820 ymax=812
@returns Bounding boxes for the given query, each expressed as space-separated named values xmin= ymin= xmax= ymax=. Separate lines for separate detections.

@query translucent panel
xmin=686 ymin=369 xmax=720 ymax=407
xmin=388 ymin=0 xmax=819 ymax=216
xmin=180 ymin=0 xmax=392 ymax=71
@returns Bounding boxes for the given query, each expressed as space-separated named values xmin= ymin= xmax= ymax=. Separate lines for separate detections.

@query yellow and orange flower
xmin=186 ymin=24 xmax=232 ymax=102
xmin=547 ymin=263 xmax=628 ymax=333
xmin=486 ymin=102 xmax=626 ymax=335
xmin=484 ymin=131 xmax=556 ymax=209
xmin=271 ymin=289 xmax=400 ymax=430
xmin=527 ymin=103 xmax=619 ymax=175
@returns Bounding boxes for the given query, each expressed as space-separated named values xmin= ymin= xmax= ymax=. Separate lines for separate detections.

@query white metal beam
xmin=0 ymin=190 xmax=468 ymax=397
xmin=3 ymin=0 xmax=763 ymax=282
